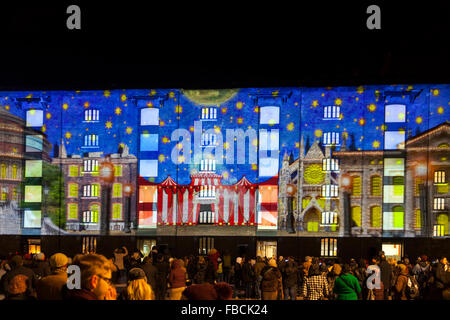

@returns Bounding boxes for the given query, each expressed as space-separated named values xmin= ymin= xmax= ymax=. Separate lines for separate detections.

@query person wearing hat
xmin=260 ymin=258 xmax=282 ymax=300
xmin=393 ymin=263 xmax=409 ymax=300
xmin=119 ymin=267 xmax=153 ymax=300
xmin=2 ymin=255 xmax=36 ymax=299
xmin=36 ymin=253 xmax=68 ymax=300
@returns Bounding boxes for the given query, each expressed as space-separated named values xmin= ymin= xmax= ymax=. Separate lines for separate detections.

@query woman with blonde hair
xmin=120 ymin=268 xmax=154 ymax=300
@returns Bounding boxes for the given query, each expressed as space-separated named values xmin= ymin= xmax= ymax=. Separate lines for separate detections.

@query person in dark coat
xmin=31 ymin=253 xmax=51 ymax=280
xmin=154 ymin=253 xmax=170 ymax=300
xmin=242 ymin=257 xmax=255 ymax=299
xmin=204 ymin=257 xmax=218 ymax=284
xmin=194 ymin=256 xmax=208 ymax=284
xmin=141 ymin=256 xmax=158 ymax=293
xmin=2 ymin=255 xmax=37 ymax=298
xmin=186 ymin=255 xmax=197 ymax=284
xmin=378 ymin=254 xmax=392 ymax=299
xmin=260 ymin=259 xmax=282 ymax=300
xmin=6 ymin=274 xmax=36 ymax=300
xmin=283 ymin=260 xmax=298 ymax=300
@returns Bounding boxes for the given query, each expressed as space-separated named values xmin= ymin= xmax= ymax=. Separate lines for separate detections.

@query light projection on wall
xmin=0 ymin=85 xmax=448 ymax=238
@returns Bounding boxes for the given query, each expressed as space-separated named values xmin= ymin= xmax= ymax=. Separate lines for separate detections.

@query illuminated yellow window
xmin=91 ymin=205 xmax=99 ymax=223
xmin=393 ymin=176 xmax=404 ymax=196
xmin=69 ymin=166 xmax=78 ymax=177
xmin=92 ymin=184 xmax=100 ymax=197
xmin=371 ymin=176 xmax=382 ymax=196
xmin=113 ymin=183 xmax=122 ymax=198
xmin=12 ymin=165 xmax=17 ymax=179
xmin=1 ymin=189 xmax=7 ymax=201
xmin=415 ymin=178 xmax=424 ymax=196
xmin=307 ymin=221 xmax=319 ymax=232
xmin=68 ymin=184 xmax=78 ymax=198
xmin=352 ymin=176 xmax=361 ymax=196
xmin=68 ymin=204 xmax=78 ymax=220
xmin=437 ymin=184 xmax=449 ymax=194
xmin=437 ymin=214 xmax=448 ymax=235
xmin=393 ymin=206 xmax=404 ymax=228
xmin=13 ymin=187 xmax=17 ymax=200
xmin=415 ymin=209 xmax=421 ymax=228
xmin=1 ymin=164 xmax=6 ymax=178
xmin=114 ymin=165 xmax=122 ymax=177
xmin=112 ymin=203 xmax=122 ymax=220
xmin=317 ymin=198 xmax=326 ymax=209
xmin=371 ymin=206 xmax=382 ymax=228
xmin=352 ymin=206 xmax=362 ymax=227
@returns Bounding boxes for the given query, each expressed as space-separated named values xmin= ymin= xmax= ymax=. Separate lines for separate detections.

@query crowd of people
xmin=0 ymin=247 xmax=449 ymax=301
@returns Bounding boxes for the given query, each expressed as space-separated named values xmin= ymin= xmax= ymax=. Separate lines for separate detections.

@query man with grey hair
xmin=36 ymin=253 xmax=69 ymax=300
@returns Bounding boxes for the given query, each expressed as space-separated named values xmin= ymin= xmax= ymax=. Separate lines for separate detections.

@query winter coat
xmin=36 ymin=269 xmax=68 ymax=300
xmin=169 ymin=260 xmax=186 ymax=289
xmin=208 ymin=251 xmax=220 ymax=270
xmin=261 ymin=266 xmax=282 ymax=292
xmin=194 ymin=263 xmax=207 ymax=284
xmin=283 ymin=263 xmax=299 ymax=288
xmin=204 ymin=261 xmax=217 ymax=284
xmin=242 ymin=262 xmax=255 ymax=283
xmin=379 ymin=260 xmax=393 ymax=289
xmin=62 ymin=287 xmax=98 ymax=300
xmin=394 ymin=267 xmax=409 ymax=300
xmin=222 ymin=255 xmax=232 ymax=269
xmin=141 ymin=263 xmax=158 ymax=291
xmin=333 ymin=273 xmax=361 ymax=300
xmin=254 ymin=261 xmax=266 ymax=278
xmin=154 ymin=261 xmax=170 ymax=287
xmin=2 ymin=266 xmax=36 ymax=297
xmin=32 ymin=260 xmax=51 ymax=279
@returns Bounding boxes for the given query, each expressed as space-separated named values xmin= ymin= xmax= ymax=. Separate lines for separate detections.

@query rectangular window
xmin=322 ymin=185 xmax=339 ymax=198
xmin=113 ymin=183 xmax=122 ymax=198
xmin=1 ymin=187 xmax=8 ymax=201
xmin=258 ymin=157 xmax=279 ymax=177
xmin=383 ymin=185 xmax=404 ymax=203
xmin=26 ymin=109 xmax=44 ymax=127
xmin=371 ymin=176 xmax=382 ymax=196
xmin=384 ymin=158 xmax=405 ymax=177
xmin=82 ymin=237 xmax=97 ymax=254
xmin=323 ymin=132 xmax=340 ymax=146
xmin=383 ymin=210 xmax=404 ymax=230
xmin=82 ymin=210 xmax=99 ymax=223
xmin=68 ymin=184 xmax=78 ymax=198
xmin=434 ymin=198 xmax=445 ymax=210
xmin=25 ymin=135 xmax=43 ymax=152
xmin=112 ymin=203 xmax=122 ymax=220
xmin=140 ymin=133 xmax=159 ymax=151
xmin=433 ymin=225 xmax=445 ymax=237
xmin=23 ymin=210 xmax=42 ymax=228
xmin=323 ymin=106 xmax=340 ymax=119
xmin=84 ymin=135 xmax=99 ymax=147
xmin=385 ymin=104 xmax=406 ymax=123
xmin=199 ymin=237 xmax=214 ymax=255
xmin=68 ymin=204 xmax=78 ymax=220
xmin=25 ymin=160 xmax=42 ymax=178
xmin=84 ymin=109 xmax=99 ymax=122
xmin=322 ymin=158 xmax=339 ymax=172
xmin=321 ymin=238 xmax=337 ymax=257
xmin=83 ymin=160 xmax=99 ymax=173
xmin=415 ymin=177 xmax=424 ymax=196
xmin=24 ymin=185 xmax=42 ymax=202
xmin=114 ymin=165 xmax=122 ymax=177
xmin=139 ymin=160 xmax=158 ymax=177
xmin=321 ymin=212 xmax=338 ymax=225
xmin=141 ymin=108 xmax=159 ymax=126
xmin=83 ymin=184 xmax=100 ymax=197
xmin=415 ymin=209 xmax=421 ymax=228
xmin=384 ymin=131 xmax=405 ymax=150
xmin=434 ymin=171 xmax=446 ymax=184
xmin=69 ymin=165 xmax=79 ymax=177
xmin=199 ymin=211 xmax=214 ymax=224
xmin=200 ymin=159 xmax=216 ymax=172
xmin=352 ymin=176 xmax=361 ymax=196
xmin=199 ymin=185 xmax=216 ymax=198
xmin=260 ymin=106 xmax=280 ymax=125
xmin=12 ymin=164 xmax=17 ymax=179
xmin=201 ymin=107 xmax=217 ymax=120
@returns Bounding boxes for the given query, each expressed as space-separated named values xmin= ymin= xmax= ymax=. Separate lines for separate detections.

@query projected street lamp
xmin=123 ymin=183 xmax=133 ymax=233
xmin=99 ymin=160 xmax=114 ymax=236
xmin=286 ymin=183 xmax=297 ymax=234
xmin=341 ymin=173 xmax=352 ymax=237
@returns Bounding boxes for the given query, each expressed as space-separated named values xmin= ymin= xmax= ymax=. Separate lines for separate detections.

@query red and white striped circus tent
xmin=139 ymin=173 xmax=272 ymax=226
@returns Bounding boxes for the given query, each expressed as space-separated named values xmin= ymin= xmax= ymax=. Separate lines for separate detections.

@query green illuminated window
xmin=437 ymin=214 xmax=448 ymax=235
xmin=415 ymin=209 xmax=421 ymax=228
xmin=113 ymin=183 xmax=122 ymax=198
xmin=12 ymin=165 xmax=17 ymax=179
xmin=69 ymin=166 xmax=78 ymax=177
xmin=371 ymin=176 xmax=382 ymax=196
xmin=437 ymin=184 xmax=449 ymax=194
xmin=114 ymin=165 xmax=122 ymax=177
xmin=68 ymin=204 xmax=78 ymax=220
xmin=68 ymin=184 xmax=78 ymax=198
xmin=393 ymin=206 xmax=404 ymax=228
xmin=351 ymin=206 xmax=362 ymax=227
xmin=112 ymin=203 xmax=122 ymax=220
xmin=352 ymin=176 xmax=361 ymax=196
xmin=371 ymin=206 xmax=382 ymax=228
xmin=91 ymin=205 xmax=99 ymax=223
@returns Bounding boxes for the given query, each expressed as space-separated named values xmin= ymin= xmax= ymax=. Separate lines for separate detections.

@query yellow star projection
xmin=105 ymin=121 xmax=113 ymax=129
xmin=104 ymin=90 xmax=111 ymax=97
xmin=121 ymin=94 xmax=127 ymax=102
xmin=115 ymin=107 xmax=122 ymax=115
xmin=125 ymin=127 xmax=133 ymax=134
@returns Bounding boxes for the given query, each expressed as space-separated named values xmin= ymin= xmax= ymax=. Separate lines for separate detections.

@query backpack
xmin=406 ymin=275 xmax=420 ymax=299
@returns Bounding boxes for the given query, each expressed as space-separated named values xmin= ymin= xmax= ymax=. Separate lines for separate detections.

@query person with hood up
xmin=168 ymin=259 xmax=187 ymax=300
xmin=260 ymin=259 xmax=282 ymax=300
